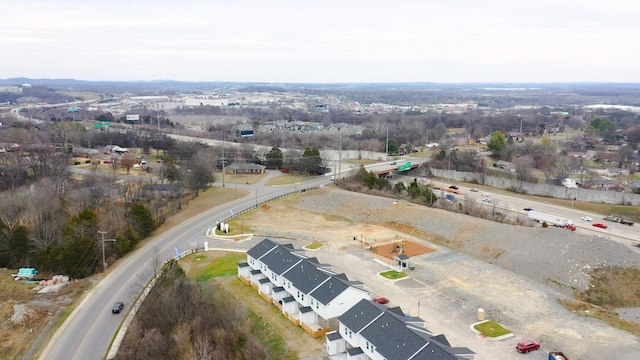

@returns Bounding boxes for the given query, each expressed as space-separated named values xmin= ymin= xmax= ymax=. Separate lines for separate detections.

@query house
xmin=582 ymin=179 xmax=616 ymax=190
xmin=105 ymin=145 xmax=128 ymax=154
xmin=604 ymin=168 xmax=629 ymax=177
xmin=567 ymin=149 xmax=588 ymax=159
xmin=329 ymin=299 xmax=475 ymax=359
xmin=239 ymin=239 xmax=372 ymax=338
xmin=569 ymin=165 xmax=587 ymax=175
xmin=225 ymin=162 xmax=266 ymax=174
xmin=73 ymin=147 xmax=99 ymax=158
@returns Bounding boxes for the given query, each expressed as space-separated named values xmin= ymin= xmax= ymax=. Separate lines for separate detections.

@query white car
xmin=581 ymin=216 xmax=593 ymax=221
xmin=482 ymin=198 xmax=492 ymax=203
xmin=481 ymin=192 xmax=490 ymax=197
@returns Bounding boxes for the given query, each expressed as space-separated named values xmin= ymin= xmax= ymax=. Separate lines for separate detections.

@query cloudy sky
xmin=1 ymin=0 xmax=638 ymax=83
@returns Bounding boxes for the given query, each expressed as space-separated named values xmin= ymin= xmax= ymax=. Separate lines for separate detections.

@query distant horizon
xmin=2 ymin=1 xmax=639 ymax=83
xmin=2 ymin=77 xmax=640 ymax=87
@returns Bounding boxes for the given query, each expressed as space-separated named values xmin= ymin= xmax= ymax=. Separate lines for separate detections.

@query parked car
xmin=112 ymin=302 xmax=124 ymax=314
xmin=470 ymin=188 xmax=478 ymax=192
xmin=448 ymin=185 xmax=459 ymax=190
xmin=516 ymin=340 xmax=540 ymax=353
xmin=373 ymin=296 xmax=389 ymax=305
xmin=581 ymin=216 xmax=593 ymax=222
xmin=592 ymin=223 xmax=608 ymax=229
xmin=523 ymin=208 xmax=533 ymax=212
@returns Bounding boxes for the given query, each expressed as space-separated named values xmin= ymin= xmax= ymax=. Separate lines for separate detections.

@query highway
xmin=39 ymin=175 xmax=329 ymax=360
xmin=414 ymin=177 xmax=640 ymax=250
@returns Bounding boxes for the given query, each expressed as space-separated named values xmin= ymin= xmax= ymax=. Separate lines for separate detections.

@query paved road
xmin=39 ymin=174 xmax=329 ymax=360
xmin=407 ymin=177 xmax=640 ymax=250
xmin=40 ymin=168 xmax=638 ymax=359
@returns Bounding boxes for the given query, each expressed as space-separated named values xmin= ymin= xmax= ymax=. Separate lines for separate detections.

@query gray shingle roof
xmin=310 ymin=274 xmax=350 ymax=305
xmin=338 ymin=299 xmax=384 ymax=333
xmin=283 ymin=260 xmax=332 ymax=293
xmin=260 ymin=245 xmax=305 ymax=275
xmin=247 ymin=238 xmax=279 ymax=259
xmin=326 ymin=331 xmax=342 ymax=341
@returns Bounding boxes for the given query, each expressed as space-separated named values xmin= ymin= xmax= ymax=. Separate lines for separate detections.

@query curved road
xmin=39 ymin=175 xmax=330 ymax=360
xmin=41 ymin=164 xmax=638 ymax=359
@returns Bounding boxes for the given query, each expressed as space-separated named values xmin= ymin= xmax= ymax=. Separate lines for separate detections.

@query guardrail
xmin=106 ymin=185 xmax=320 ymax=359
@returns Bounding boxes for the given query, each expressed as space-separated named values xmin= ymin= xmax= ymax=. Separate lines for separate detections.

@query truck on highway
xmin=604 ymin=214 xmax=634 ymax=226
xmin=528 ymin=211 xmax=576 ymax=231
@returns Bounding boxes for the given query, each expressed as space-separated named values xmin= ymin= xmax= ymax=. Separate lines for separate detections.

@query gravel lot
xmin=287 ymin=188 xmax=640 ymax=293
xmin=243 ymin=187 xmax=640 ymax=360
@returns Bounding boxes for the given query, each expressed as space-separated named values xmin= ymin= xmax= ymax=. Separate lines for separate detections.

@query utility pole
xmin=98 ymin=231 xmax=116 ymax=272
xmin=518 ymin=114 xmax=523 ymax=142
xmin=338 ymin=132 xmax=342 ymax=180
xmin=221 ymin=132 xmax=225 ymax=187
xmin=385 ymin=127 xmax=389 ymax=162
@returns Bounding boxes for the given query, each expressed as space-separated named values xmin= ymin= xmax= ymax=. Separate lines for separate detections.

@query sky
xmin=1 ymin=0 xmax=639 ymax=83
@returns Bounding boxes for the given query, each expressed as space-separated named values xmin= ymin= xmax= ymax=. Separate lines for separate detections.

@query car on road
xmin=470 ymin=188 xmax=478 ymax=192
xmin=390 ymin=161 xmax=397 ymax=165
xmin=448 ymin=185 xmax=459 ymax=190
xmin=481 ymin=192 xmax=490 ymax=197
xmin=112 ymin=302 xmax=124 ymax=314
xmin=593 ymin=223 xmax=608 ymax=229
xmin=523 ymin=208 xmax=533 ymax=211
xmin=373 ymin=296 xmax=389 ymax=305
xmin=581 ymin=216 xmax=593 ymax=221
xmin=516 ymin=340 xmax=540 ymax=353
xmin=482 ymin=198 xmax=492 ymax=203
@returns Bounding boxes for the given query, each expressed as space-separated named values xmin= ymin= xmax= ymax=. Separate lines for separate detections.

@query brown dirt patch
xmin=366 ymin=240 xmax=435 ymax=259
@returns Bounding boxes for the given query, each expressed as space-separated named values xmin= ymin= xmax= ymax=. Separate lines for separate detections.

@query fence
xmin=431 ymin=168 xmax=640 ymax=206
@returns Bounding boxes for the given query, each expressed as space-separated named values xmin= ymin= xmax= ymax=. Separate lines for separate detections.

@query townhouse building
xmin=239 ymin=239 xmax=475 ymax=359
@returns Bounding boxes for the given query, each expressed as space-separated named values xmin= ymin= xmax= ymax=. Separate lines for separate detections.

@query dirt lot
xmin=231 ymin=186 xmax=640 ymax=360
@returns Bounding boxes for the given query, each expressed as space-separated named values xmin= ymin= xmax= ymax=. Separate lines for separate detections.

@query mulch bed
xmin=367 ymin=240 xmax=435 ymax=259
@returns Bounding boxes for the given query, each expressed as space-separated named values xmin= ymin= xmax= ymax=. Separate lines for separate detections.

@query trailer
xmin=604 ymin=214 xmax=634 ymax=226
xmin=528 ymin=211 xmax=576 ymax=231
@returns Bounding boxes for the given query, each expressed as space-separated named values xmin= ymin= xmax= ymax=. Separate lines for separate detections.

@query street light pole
xmin=98 ymin=231 xmax=116 ymax=272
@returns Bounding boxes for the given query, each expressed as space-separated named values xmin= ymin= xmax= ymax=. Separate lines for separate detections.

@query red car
xmin=516 ymin=340 xmax=540 ymax=353
xmin=593 ymin=223 xmax=608 ymax=229
xmin=373 ymin=296 xmax=389 ymax=305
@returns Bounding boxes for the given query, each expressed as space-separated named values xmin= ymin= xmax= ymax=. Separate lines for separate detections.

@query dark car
xmin=523 ymin=208 xmax=533 ymax=212
xmin=112 ymin=302 xmax=124 ymax=314
xmin=593 ymin=223 xmax=608 ymax=229
xmin=448 ymin=185 xmax=459 ymax=190
xmin=373 ymin=296 xmax=389 ymax=305
xmin=516 ymin=340 xmax=540 ymax=353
